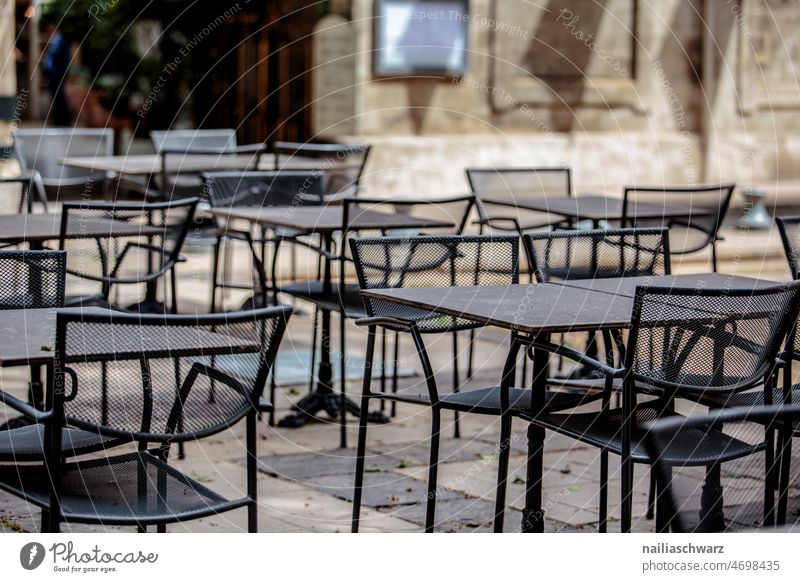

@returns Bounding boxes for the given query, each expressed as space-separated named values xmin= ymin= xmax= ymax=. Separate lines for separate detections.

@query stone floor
xmin=0 ymin=225 xmax=798 ymax=533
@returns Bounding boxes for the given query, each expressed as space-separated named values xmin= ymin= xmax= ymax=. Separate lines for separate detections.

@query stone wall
xmin=315 ymin=0 xmax=800 ymax=209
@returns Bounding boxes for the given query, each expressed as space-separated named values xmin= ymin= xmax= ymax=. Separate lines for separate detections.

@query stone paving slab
xmin=301 ymin=470 xmax=461 ymax=508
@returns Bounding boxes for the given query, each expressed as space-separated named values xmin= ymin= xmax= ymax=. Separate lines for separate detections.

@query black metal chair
xmin=0 ymin=174 xmax=47 ymax=215
xmin=151 ymin=129 xmax=267 ymax=199
xmin=280 ymin=196 xmax=476 ymax=441
xmin=273 ymin=141 xmax=371 ymax=196
xmin=202 ymin=170 xmax=326 ymax=312
xmin=12 ymin=128 xmax=115 ymax=200
xmin=621 ymin=184 xmax=735 ymax=271
xmin=0 ymin=250 xmax=124 ymax=459
xmin=58 ymin=198 xmax=198 ymax=312
xmin=523 ymin=281 xmax=800 ymax=532
xmin=0 ymin=305 xmax=291 ymax=532
xmin=523 ymin=227 xmax=671 ymax=382
xmin=644 ymin=405 xmax=800 ymax=532
xmin=349 ymin=234 xmax=604 ymax=532
xmin=466 ymin=167 xmax=572 ymax=234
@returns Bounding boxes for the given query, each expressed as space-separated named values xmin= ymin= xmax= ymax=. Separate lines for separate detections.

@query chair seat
xmin=0 ymin=424 xmax=121 ymax=461
xmin=371 ymin=384 xmax=603 ymax=415
xmin=531 ymin=405 xmax=762 ymax=464
xmin=697 ymin=385 xmax=800 ymax=433
xmin=0 ymin=451 xmax=248 ymax=525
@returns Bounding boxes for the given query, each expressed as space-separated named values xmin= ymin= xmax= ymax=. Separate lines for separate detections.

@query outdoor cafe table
xmin=61 ymin=153 xmax=347 ymax=177
xmin=206 ymin=204 xmax=453 ymax=447
xmin=479 ymin=193 xmax=714 ymax=228
xmin=360 ymin=272 xmax=779 ymax=532
xmin=0 ymin=214 xmax=169 ymax=311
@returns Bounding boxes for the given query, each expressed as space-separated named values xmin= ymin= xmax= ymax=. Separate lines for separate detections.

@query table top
xmin=555 ymin=273 xmax=780 ymax=297
xmin=0 ymin=307 xmax=260 ymax=366
xmin=480 ymin=194 xmax=713 ymax=222
xmin=361 ymin=274 xmax=781 ymax=336
xmin=207 ymin=205 xmax=455 ymax=233
xmin=362 ymin=283 xmax=636 ymax=335
xmin=62 ymin=154 xmax=344 ymax=176
xmin=0 ymin=214 xmax=166 ymax=244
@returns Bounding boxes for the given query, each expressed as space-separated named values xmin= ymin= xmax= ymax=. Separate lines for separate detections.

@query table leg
xmin=521 ymin=333 xmax=549 ymax=533
xmin=278 ymin=233 xmax=387 ymax=438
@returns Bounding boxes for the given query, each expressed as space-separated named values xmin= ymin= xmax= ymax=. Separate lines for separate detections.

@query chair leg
xmin=646 ymin=471 xmax=656 ymax=519
xmin=777 ymin=431 xmax=792 ymax=525
xmin=493 ymin=413 xmax=513 ymax=532
xmin=246 ymin=412 xmax=258 ymax=533
xmin=379 ymin=328 xmax=387 ymax=413
xmin=452 ymin=333 xmax=460 ymax=439
xmin=157 ymin=524 xmax=166 ymax=533
xmin=308 ymin=308 xmax=319 ymax=394
xmin=598 ymin=450 xmax=609 ymax=533
xmin=352 ymin=330 xmax=377 ymax=533
xmin=425 ymin=406 xmax=442 ymax=533
xmin=391 ymin=332 xmax=400 ymax=417
xmin=764 ymin=427 xmax=777 ymax=527
xmin=170 ymin=266 xmax=178 ymax=314
xmin=339 ymin=312 xmax=348 ymax=449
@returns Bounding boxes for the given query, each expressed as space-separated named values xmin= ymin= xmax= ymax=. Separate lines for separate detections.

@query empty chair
xmin=58 ymin=198 xmax=198 ymax=311
xmin=280 ymin=196 xmax=476 ymax=442
xmin=151 ymin=129 xmax=267 ymax=199
xmin=524 ymin=227 xmax=671 ymax=283
xmin=525 ymin=281 xmax=800 ymax=532
xmin=0 ymin=249 xmax=124 ymax=459
xmin=350 ymin=234 xmax=604 ymax=532
xmin=466 ymin=167 xmax=572 ymax=233
xmin=12 ymin=128 xmax=115 ymax=199
xmin=202 ymin=170 xmax=326 ymax=312
xmin=0 ymin=305 xmax=291 ymax=532
xmin=0 ymin=174 xmax=47 ymax=216
xmin=645 ymin=405 xmax=800 ymax=532
xmin=273 ymin=141 xmax=371 ymax=196
xmin=621 ymin=184 xmax=735 ymax=271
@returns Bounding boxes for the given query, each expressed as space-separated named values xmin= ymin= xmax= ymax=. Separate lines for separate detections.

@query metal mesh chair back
xmin=466 ymin=167 xmax=572 ymax=231
xmin=202 ymin=170 xmax=325 ymax=208
xmin=59 ymin=198 xmax=197 ymax=285
xmin=0 ymin=250 xmax=65 ymax=309
xmin=350 ymin=235 xmax=519 ymax=333
xmin=273 ymin=141 xmax=371 ymax=195
xmin=776 ymin=215 xmax=800 ymax=279
xmin=622 ymin=185 xmax=735 ymax=256
xmin=342 ymin=195 xmax=475 ymax=243
xmin=645 ymin=405 xmax=800 ymax=532
xmin=12 ymin=128 xmax=113 ymax=182
xmin=56 ymin=306 xmax=291 ymax=442
xmin=0 ymin=176 xmax=36 ymax=214
xmin=524 ymin=228 xmax=670 ymax=283
xmin=150 ymin=129 xmax=237 ymax=152
xmin=627 ymin=283 xmax=800 ymax=396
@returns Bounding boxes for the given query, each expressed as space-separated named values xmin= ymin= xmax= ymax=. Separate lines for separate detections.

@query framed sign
xmin=373 ymin=0 xmax=469 ymax=76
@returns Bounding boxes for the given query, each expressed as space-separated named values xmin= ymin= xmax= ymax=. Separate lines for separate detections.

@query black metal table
xmin=0 ymin=214 xmax=170 ymax=312
xmin=481 ymin=193 xmax=714 ymax=228
xmin=361 ymin=272 xmax=779 ymax=532
xmin=207 ymin=204 xmax=453 ymax=447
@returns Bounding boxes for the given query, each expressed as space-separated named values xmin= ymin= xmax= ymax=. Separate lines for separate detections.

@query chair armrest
xmin=44 ymin=172 xmax=116 ymax=188
xmin=256 ymin=397 xmax=273 ymax=413
xmin=528 ymin=339 xmax=626 ymax=378
xmin=283 ymin=237 xmax=338 ymax=261
xmin=0 ymin=389 xmax=54 ymax=422
xmin=355 ymin=316 xmax=416 ymax=330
